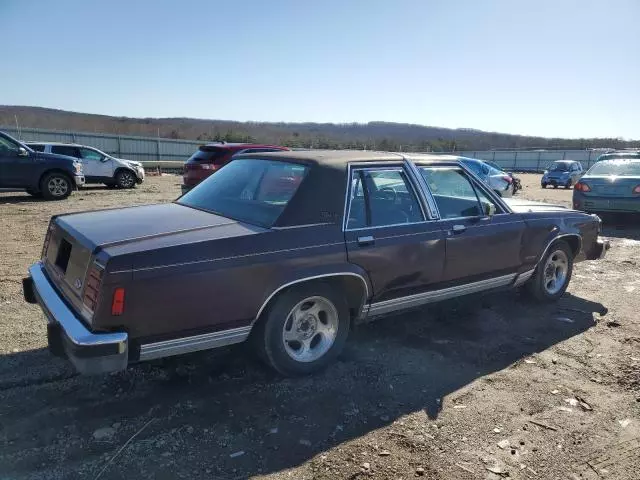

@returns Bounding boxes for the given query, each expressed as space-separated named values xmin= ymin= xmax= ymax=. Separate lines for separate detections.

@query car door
xmin=0 ymin=134 xmax=32 ymax=187
xmin=79 ymin=147 xmax=112 ymax=179
xmin=417 ymin=164 xmax=525 ymax=283
xmin=343 ymin=163 xmax=446 ymax=306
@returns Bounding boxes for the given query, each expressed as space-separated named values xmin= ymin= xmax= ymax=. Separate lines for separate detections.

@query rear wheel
xmin=526 ymin=241 xmax=573 ymax=302
xmin=40 ymin=173 xmax=72 ymax=200
xmin=115 ymin=170 xmax=136 ymax=189
xmin=254 ymin=283 xmax=350 ymax=376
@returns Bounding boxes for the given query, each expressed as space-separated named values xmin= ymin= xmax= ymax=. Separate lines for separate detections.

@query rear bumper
xmin=573 ymin=192 xmax=640 ymax=213
xmin=23 ymin=262 xmax=128 ymax=375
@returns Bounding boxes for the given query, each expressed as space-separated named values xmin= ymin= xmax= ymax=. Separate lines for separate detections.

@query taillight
xmin=82 ymin=262 xmax=104 ymax=312
xmin=502 ymin=175 xmax=513 ymax=184
xmin=633 ymin=185 xmax=640 ymax=194
xmin=185 ymin=163 xmax=216 ymax=171
xmin=111 ymin=288 xmax=125 ymax=316
xmin=574 ymin=182 xmax=591 ymax=192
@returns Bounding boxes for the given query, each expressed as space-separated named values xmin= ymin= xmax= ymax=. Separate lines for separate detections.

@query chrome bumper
xmin=23 ymin=262 xmax=128 ymax=375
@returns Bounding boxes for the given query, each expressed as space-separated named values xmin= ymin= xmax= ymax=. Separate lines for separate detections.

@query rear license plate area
xmin=55 ymin=238 xmax=72 ymax=273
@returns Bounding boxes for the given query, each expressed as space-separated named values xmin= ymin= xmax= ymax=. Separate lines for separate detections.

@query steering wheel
xmin=378 ymin=186 xmax=398 ymax=203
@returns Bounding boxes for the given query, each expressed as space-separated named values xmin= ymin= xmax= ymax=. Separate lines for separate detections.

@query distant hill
xmin=1 ymin=105 xmax=637 ymax=152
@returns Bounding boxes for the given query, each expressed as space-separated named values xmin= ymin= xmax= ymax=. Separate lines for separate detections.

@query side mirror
xmin=484 ymin=202 xmax=496 ymax=217
xmin=18 ymin=147 xmax=28 ymax=157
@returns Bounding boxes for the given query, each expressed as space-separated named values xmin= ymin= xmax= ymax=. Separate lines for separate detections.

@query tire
xmin=25 ymin=188 xmax=42 ymax=198
xmin=40 ymin=172 xmax=72 ymax=200
xmin=565 ymin=180 xmax=572 ymax=189
xmin=115 ymin=170 xmax=136 ymax=189
xmin=553 ymin=184 xmax=558 ymax=189
xmin=253 ymin=282 xmax=350 ymax=376
xmin=526 ymin=240 xmax=573 ymax=302
xmin=541 ymin=183 xmax=547 ymax=189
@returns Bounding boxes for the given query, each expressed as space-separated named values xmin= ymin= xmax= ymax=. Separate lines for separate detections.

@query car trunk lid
xmin=578 ymin=176 xmax=640 ymax=197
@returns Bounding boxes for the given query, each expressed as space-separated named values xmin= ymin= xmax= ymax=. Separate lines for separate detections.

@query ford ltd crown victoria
xmin=23 ymin=151 xmax=608 ymax=376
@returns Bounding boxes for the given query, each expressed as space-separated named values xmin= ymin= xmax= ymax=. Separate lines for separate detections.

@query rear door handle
xmin=451 ymin=224 xmax=466 ymax=234
xmin=357 ymin=235 xmax=375 ymax=246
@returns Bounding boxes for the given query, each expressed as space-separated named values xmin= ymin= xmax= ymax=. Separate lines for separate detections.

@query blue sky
xmin=3 ymin=0 xmax=639 ymax=139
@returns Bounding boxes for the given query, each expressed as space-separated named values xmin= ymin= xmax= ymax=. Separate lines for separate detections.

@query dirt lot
xmin=1 ymin=174 xmax=639 ymax=480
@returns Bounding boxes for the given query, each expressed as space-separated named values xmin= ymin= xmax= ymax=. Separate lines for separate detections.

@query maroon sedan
xmin=181 ymin=142 xmax=289 ymax=194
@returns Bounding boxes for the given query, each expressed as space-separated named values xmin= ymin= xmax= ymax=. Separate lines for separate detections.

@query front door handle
xmin=357 ymin=235 xmax=375 ymax=246
xmin=451 ymin=224 xmax=466 ymax=234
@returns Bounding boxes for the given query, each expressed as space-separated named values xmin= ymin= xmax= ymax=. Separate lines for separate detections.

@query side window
xmin=474 ymin=184 xmax=502 ymax=215
xmin=79 ymin=148 xmax=103 ymax=161
xmin=346 ymin=167 xmax=424 ymax=229
xmin=0 ymin=136 xmax=21 ymax=154
xmin=29 ymin=144 xmax=46 ymax=152
xmin=419 ymin=167 xmax=485 ymax=219
xmin=51 ymin=146 xmax=80 ymax=158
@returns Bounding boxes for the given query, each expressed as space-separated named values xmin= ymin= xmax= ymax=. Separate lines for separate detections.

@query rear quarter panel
xmin=519 ymin=210 xmax=599 ymax=268
xmin=93 ymin=225 xmax=367 ymax=342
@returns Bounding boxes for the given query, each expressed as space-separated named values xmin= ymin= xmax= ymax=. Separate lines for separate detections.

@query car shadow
xmin=0 ymin=193 xmax=45 ymax=203
xmin=0 ymin=291 xmax=605 ymax=479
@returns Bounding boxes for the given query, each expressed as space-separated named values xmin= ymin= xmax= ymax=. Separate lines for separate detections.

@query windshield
xmin=178 ymin=159 xmax=308 ymax=227
xmin=549 ymin=162 xmax=570 ymax=172
xmin=587 ymin=160 xmax=640 ymax=177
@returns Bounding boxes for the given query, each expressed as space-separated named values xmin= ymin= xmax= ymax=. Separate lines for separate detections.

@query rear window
xmin=178 ymin=159 xmax=308 ymax=227
xmin=188 ymin=146 xmax=228 ymax=164
xmin=588 ymin=160 xmax=640 ymax=177
xmin=29 ymin=144 xmax=46 ymax=152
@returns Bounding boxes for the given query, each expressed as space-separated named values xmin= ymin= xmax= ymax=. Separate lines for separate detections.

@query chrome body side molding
xmin=367 ymin=273 xmax=517 ymax=318
xmin=513 ymin=269 xmax=535 ymax=287
xmin=139 ymin=325 xmax=252 ymax=361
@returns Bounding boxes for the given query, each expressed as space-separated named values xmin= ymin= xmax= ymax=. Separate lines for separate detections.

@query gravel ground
xmin=0 ymin=173 xmax=638 ymax=480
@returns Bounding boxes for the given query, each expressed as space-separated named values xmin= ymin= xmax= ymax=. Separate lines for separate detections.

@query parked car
xmin=23 ymin=150 xmax=608 ymax=376
xmin=596 ymin=151 xmax=640 ymax=162
xmin=458 ymin=157 xmax=514 ymax=197
xmin=0 ymin=131 xmax=85 ymax=200
xmin=181 ymin=142 xmax=289 ymax=194
xmin=27 ymin=142 xmax=144 ymax=189
xmin=484 ymin=159 xmax=522 ymax=194
xmin=541 ymin=160 xmax=583 ymax=189
xmin=573 ymin=159 xmax=640 ymax=214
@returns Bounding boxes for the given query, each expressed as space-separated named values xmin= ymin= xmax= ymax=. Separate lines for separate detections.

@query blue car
xmin=0 ymin=131 xmax=84 ymax=199
xmin=573 ymin=159 xmax=640 ymax=214
xmin=541 ymin=160 xmax=583 ymax=189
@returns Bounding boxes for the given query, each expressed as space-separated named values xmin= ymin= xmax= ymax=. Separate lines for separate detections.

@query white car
xmin=26 ymin=142 xmax=145 ymax=189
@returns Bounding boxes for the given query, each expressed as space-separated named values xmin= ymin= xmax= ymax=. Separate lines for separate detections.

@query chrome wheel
xmin=282 ymin=296 xmax=338 ymax=363
xmin=47 ymin=177 xmax=69 ymax=197
xmin=543 ymin=249 xmax=569 ymax=294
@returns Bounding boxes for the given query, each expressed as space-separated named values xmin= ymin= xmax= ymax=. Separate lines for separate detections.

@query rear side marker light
xmin=111 ymin=288 xmax=125 ymax=316
xmin=574 ymin=182 xmax=591 ymax=192
xmin=633 ymin=185 xmax=640 ymax=194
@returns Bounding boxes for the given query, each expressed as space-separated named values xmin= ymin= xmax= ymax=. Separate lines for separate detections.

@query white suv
xmin=27 ymin=142 xmax=145 ymax=189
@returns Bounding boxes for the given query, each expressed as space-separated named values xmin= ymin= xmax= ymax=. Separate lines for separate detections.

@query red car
xmin=181 ymin=143 xmax=289 ymax=194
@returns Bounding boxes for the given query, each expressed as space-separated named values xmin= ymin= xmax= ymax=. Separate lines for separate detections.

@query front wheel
xmin=565 ymin=180 xmax=572 ymax=189
xmin=526 ymin=241 xmax=573 ymax=302
xmin=115 ymin=170 xmax=137 ymax=189
xmin=254 ymin=283 xmax=350 ymax=376
xmin=40 ymin=173 xmax=72 ymax=200
xmin=541 ymin=183 xmax=547 ymax=189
